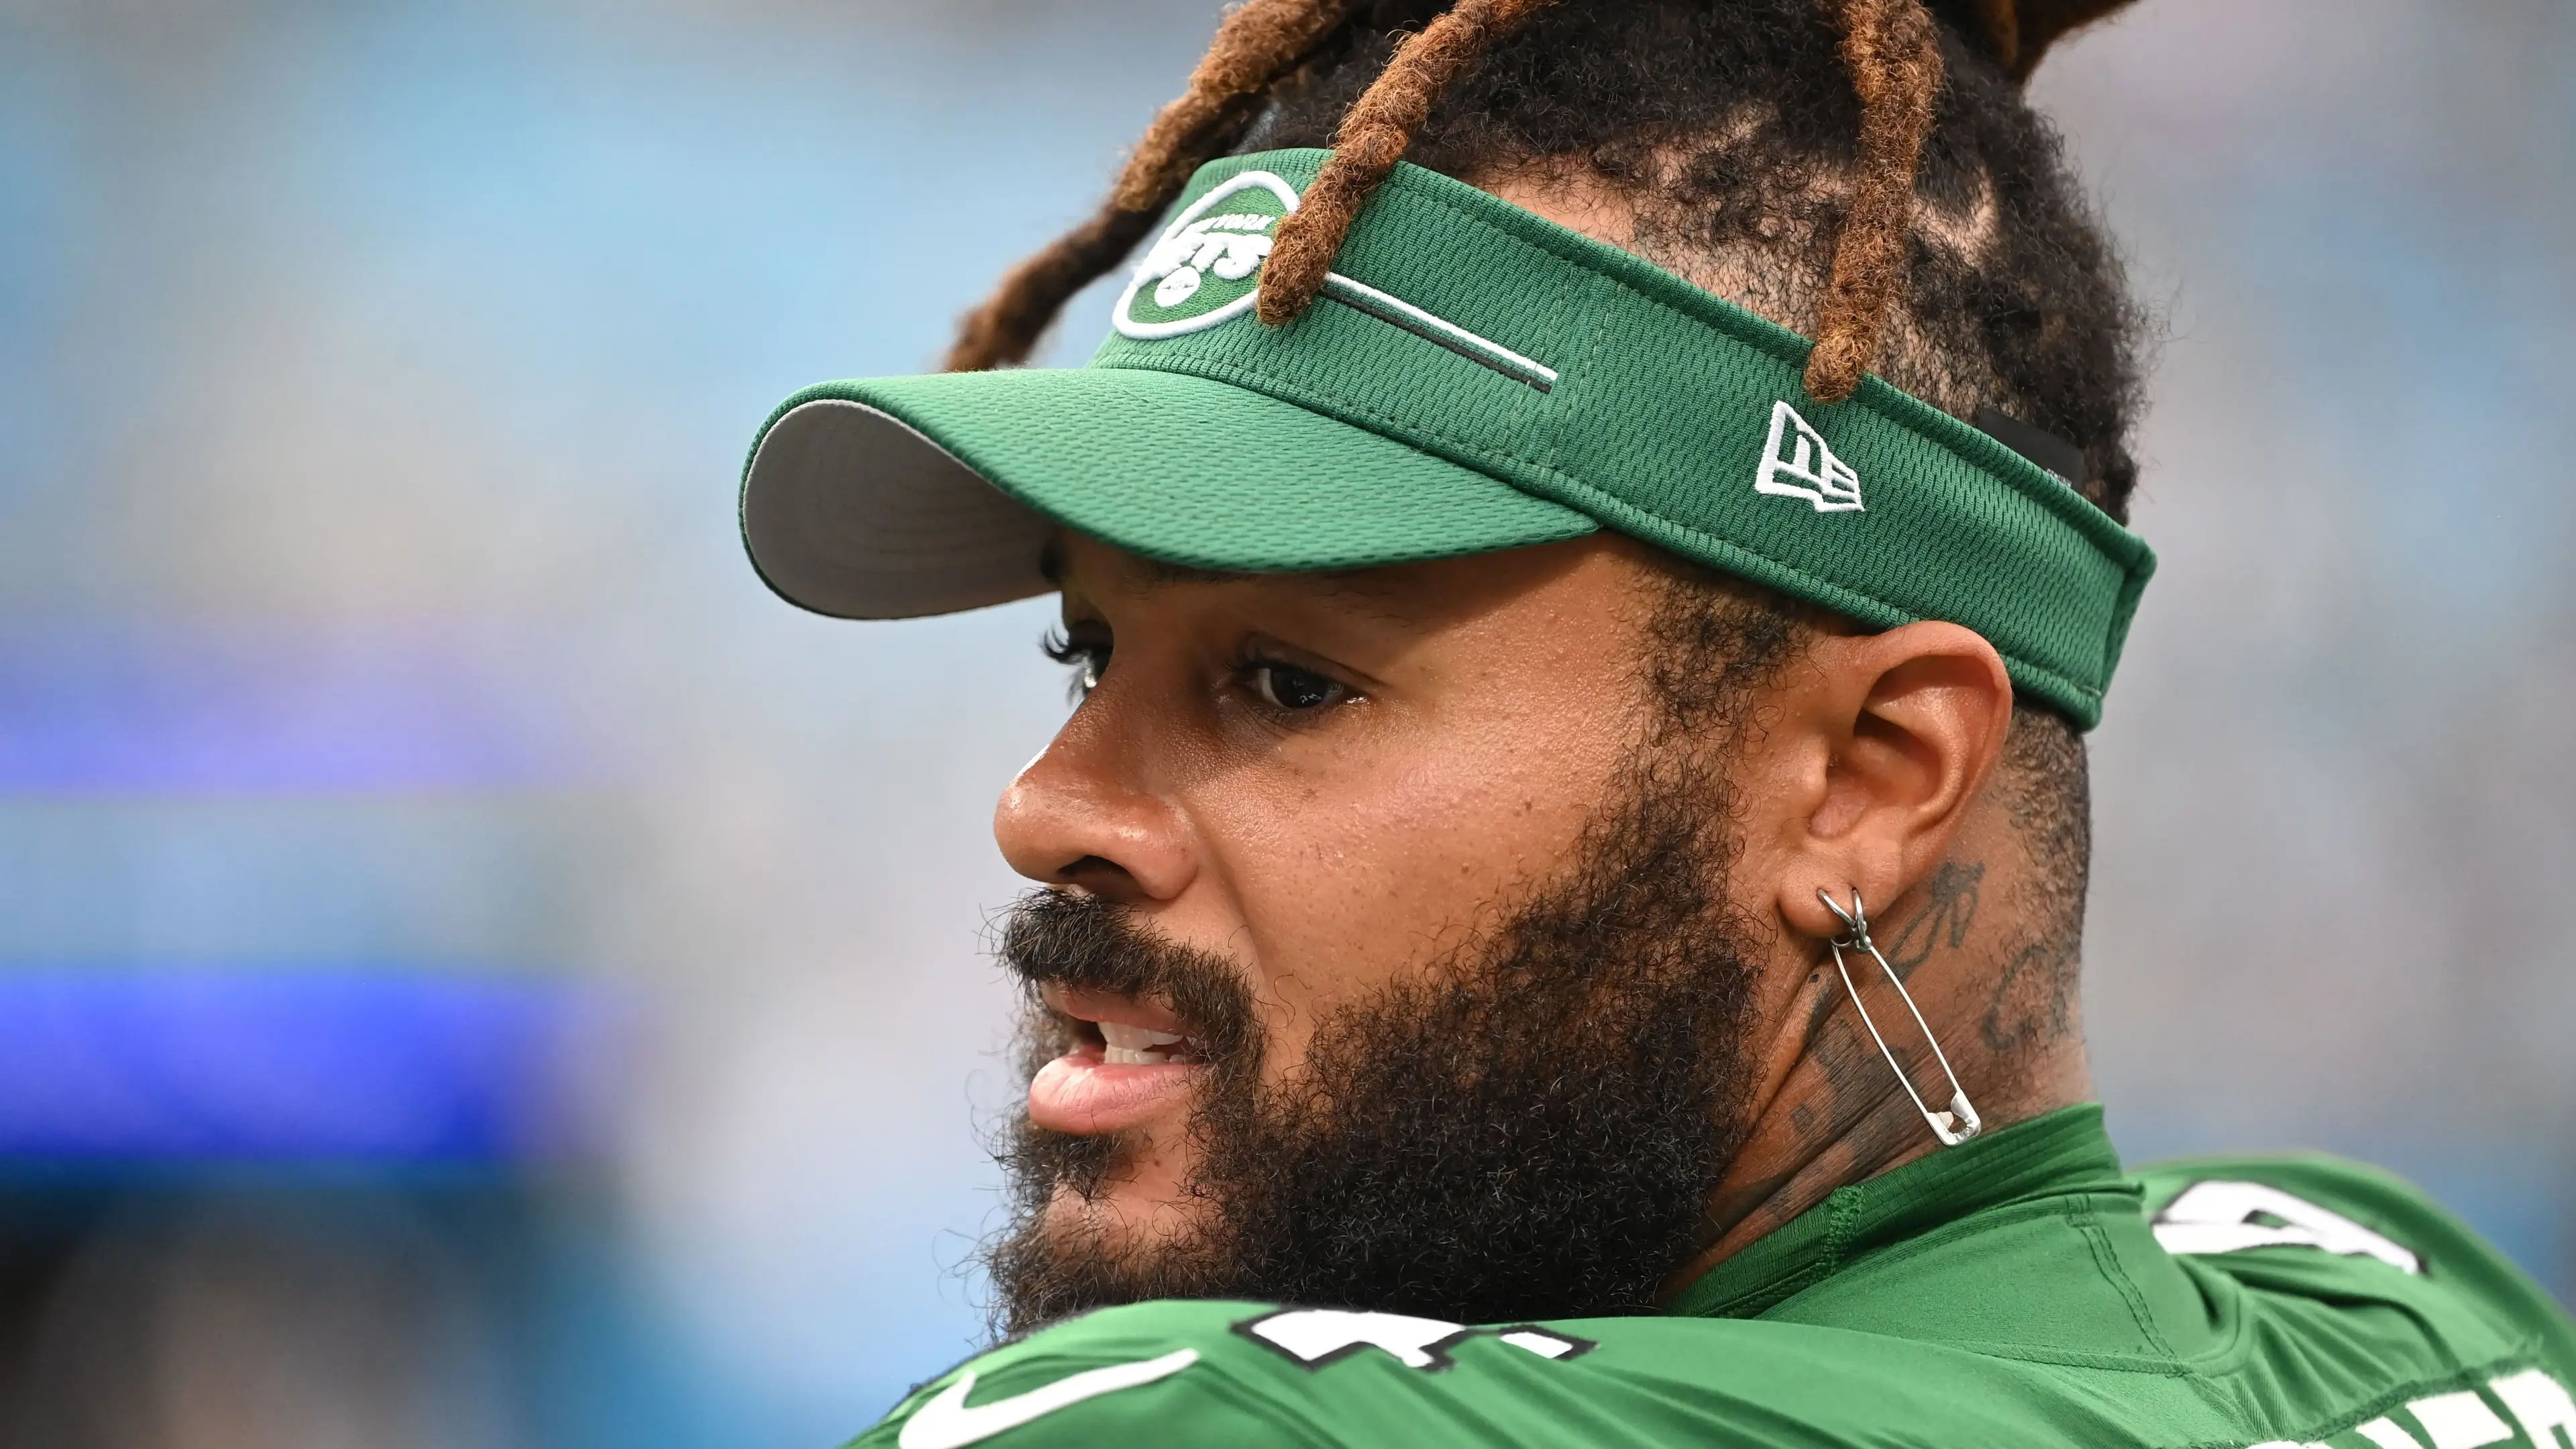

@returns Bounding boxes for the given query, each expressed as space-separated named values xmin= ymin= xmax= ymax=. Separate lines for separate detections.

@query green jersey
xmin=856 ymin=1107 xmax=2576 ymax=1449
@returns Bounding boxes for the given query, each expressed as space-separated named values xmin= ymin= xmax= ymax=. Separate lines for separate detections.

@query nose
xmin=994 ymin=704 xmax=1197 ymax=906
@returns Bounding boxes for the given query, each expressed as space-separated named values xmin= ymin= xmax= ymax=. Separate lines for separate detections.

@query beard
xmin=982 ymin=751 xmax=1766 ymax=1337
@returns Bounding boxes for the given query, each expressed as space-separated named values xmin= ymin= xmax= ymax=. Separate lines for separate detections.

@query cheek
xmin=1195 ymin=708 xmax=1630 ymax=1051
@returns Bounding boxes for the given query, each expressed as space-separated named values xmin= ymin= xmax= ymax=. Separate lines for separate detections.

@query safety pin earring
xmin=1817 ymin=888 xmax=1982 ymax=1148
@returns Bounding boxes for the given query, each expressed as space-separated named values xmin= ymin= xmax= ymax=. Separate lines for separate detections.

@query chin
xmin=1044 ymin=1177 xmax=1203 ymax=1253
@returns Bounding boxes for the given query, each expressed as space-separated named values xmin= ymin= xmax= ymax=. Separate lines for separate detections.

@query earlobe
xmin=1778 ymin=870 xmax=1861 ymax=941
xmin=1768 ymin=622 xmax=2015 ymax=938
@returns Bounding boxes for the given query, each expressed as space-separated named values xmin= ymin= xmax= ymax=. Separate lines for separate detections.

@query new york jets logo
xmin=1114 ymin=171 xmax=1301 ymax=340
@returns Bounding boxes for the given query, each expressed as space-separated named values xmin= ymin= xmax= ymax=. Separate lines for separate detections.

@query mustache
xmin=996 ymin=890 xmax=1259 ymax=1060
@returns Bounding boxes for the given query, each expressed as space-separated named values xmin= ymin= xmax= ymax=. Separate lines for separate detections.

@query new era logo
xmin=1755 ymin=400 xmax=1864 ymax=513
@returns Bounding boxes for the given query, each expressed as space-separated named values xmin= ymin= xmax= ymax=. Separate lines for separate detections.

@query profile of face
xmin=981 ymin=529 xmax=2025 ymax=1335
xmin=983 ymin=529 xmax=1792 ymax=1333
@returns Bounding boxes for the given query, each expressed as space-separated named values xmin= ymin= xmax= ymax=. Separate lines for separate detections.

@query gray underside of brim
xmin=741 ymin=398 xmax=1053 ymax=619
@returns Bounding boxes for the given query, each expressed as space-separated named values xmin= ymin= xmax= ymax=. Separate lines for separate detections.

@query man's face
xmin=985 ymin=532 xmax=1779 ymax=1330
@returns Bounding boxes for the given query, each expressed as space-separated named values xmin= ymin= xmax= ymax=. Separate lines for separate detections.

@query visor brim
xmin=739 ymin=367 xmax=1597 ymax=620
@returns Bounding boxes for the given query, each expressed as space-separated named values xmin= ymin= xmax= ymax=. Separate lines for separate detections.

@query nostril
xmin=1059 ymin=854 xmax=1140 ymax=895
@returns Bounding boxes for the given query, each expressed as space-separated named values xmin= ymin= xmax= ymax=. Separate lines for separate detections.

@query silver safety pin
xmin=1817 ymin=889 xmax=1982 ymax=1148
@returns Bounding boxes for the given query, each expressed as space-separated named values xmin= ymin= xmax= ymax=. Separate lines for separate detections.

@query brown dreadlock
xmin=943 ymin=0 xmax=1362 ymax=373
xmin=1802 ymin=0 xmax=1943 ymax=400
xmin=948 ymin=0 xmax=2136 ymax=404
xmin=1254 ymin=0 xmax=1564 ymax=327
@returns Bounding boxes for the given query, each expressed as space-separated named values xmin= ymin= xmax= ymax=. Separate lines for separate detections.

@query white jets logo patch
xmin=1238 ymin=1307 xmax=1591 ymax=1373
xmin=1756 ymin=400 xmax=1864 ymax=513
xmin=1115 ymin=171 xmax=1301 ymax=340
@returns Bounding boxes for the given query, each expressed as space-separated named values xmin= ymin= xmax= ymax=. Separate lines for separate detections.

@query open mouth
xmin=1080 ymin=1018 xmax=1206 ymax=1066
xmin=1028 ymin=985 xmax=1212 ymax=1135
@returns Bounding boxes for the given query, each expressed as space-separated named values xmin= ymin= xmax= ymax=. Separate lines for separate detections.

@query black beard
xmin=983 ymin=753 xmax=1763 ymax=1338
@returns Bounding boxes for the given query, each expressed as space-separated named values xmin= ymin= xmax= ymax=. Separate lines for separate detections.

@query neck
xmin=1661 ymin=855 xmax=2093 ymax=1299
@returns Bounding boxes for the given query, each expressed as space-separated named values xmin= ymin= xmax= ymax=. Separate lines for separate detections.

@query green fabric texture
xmin=743 ymin=148 xmax=2155 ymax=725
xmin=761 ymin=367 xmax=1599 ymax=572
xmin=1091 ymin=150 xmax=2153 ymax=724
xmin=847 ymin=1108 xmax=2576 ymax=1448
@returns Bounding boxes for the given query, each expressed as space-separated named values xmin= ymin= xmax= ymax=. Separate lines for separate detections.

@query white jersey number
xmin=2153 ymin=1181 xmax=2420 ymax=1275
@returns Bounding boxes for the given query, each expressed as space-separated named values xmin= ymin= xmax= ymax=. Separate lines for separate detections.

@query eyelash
xmin=1037 ymin=629 xmax=1354 ymax=716
xmin=1040 ymin=627 xmax=1108 ymax=704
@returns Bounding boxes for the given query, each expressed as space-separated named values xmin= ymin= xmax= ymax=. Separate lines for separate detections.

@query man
xmin=737 ymin=1 xmax=2576 ymax=1444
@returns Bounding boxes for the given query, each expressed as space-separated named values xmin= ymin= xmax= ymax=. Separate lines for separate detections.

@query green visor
xmin=741 ymin=148 xmax=2154 ymax=727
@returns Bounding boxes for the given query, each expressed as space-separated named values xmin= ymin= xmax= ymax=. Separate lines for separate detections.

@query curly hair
xmin=952 ymin=0 xmax=2145 ymax=937
xmin=1236 ymin=0 xmax=2147 ymax=520
xmin=947 ymin=0 xmax=2143 ymax=522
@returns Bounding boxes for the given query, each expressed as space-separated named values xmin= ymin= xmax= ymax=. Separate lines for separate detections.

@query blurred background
xmin=0 ymin=0 xmax=2567 ymax=1443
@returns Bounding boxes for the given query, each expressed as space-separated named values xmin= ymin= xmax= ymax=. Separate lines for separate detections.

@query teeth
xmin=1099 ymin=1022 xmax=1186 ymax=1065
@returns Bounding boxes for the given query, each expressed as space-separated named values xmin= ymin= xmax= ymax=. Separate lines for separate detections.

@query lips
xmin=1027 ymin=985 xmax=1210 ymax=1135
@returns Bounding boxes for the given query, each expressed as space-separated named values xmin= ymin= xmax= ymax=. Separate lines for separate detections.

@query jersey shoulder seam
xmin=1929 ymin=1338 xmax=2198 ymax=1375
xmin=2074 ymin=1199 xmax=2184 ymax=1361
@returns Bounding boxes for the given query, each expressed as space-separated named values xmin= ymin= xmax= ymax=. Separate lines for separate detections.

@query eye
xmin=1247 ymin=659 xmax=1347 ymax=712
xmin=1040 ymin=627 xmax=1109 ymax=702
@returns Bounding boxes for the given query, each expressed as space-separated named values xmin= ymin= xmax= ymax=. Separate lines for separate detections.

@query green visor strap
xmin=740 ymin=148 xmax=2154 ymax=727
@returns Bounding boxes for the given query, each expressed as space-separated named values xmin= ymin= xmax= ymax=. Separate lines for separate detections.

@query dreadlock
xmin=1802 ymin=0 xmax=1943 ymax=400
xmin=943 ymin=0 xmax=1362 ymax=373
xmin=951 ymin=0 xmax=2136 ymax=419
xmin=1230 ymin=0 xmax=2144 ymax=520
xmin=957 ymin=0 xmax=2144 ymax=960
xmin=1254 ymin=0 xmax=1566 ymax=328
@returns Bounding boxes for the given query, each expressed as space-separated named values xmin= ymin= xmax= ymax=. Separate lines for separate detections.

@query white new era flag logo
xmin=1755 ymin=400 xmax=1864 ymax=513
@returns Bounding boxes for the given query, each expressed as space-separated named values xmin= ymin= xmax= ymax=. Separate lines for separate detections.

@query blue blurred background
xmin=0 ymin=0 xmax=2567 ymax=1444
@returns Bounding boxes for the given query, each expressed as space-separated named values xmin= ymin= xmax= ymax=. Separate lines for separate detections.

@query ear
xmin=1762 ymin=622 xmax=2017 ymax=941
